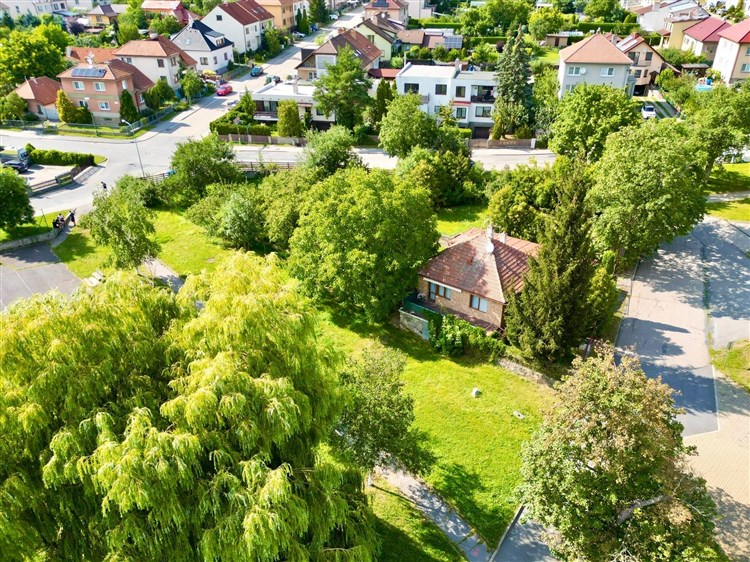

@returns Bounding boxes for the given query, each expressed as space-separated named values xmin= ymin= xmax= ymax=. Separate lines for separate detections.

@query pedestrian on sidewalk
xmin=101 ymin=181 xmax=107 ymax=191
xmin=69 ymin=210 xmax=76 ymax=226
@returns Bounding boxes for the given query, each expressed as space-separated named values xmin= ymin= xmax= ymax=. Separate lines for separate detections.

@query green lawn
xmin=318 ymin=311 xmax=550 ymax=545
xmin=535 ymin=48 xmax=560 ymax=65
xmin=705 ymin=198 xmax=750 ymax=222
xmin=436 ymin=204 xmax=489 ymax=236
xmin=0 ymin=212 xmax=58 ymax=244
xmin=370 ymin=478 xmax=463 ymax=562
xmin=707 ymin=163 xmax=750 ymax=194
xmin=54 ymin=210 xmax=230 ymax=278
xmin=712 ymin=340 xmax=750 ymax=392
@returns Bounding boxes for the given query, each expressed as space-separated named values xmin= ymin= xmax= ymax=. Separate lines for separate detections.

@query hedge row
xmin=571 ymin=21 xmax=640 ymax=33
xmin=24 ymin=144 xmax=94 ymax=167
xmin=466 ymin=36 xmax=506 ymax=47
xmin=210 ymin=122 xmax=274 ymax=136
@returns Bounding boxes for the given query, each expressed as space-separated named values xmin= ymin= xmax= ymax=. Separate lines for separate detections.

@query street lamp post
xmin=121 ymin=119 xmax=145 ymax=178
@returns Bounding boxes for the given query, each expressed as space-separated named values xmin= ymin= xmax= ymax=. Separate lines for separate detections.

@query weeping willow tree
xmin=0 ymin=253 xmax=377 ymax=562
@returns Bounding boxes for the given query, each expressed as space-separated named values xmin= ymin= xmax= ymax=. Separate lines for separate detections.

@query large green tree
xmin=82 ymin=181 xmax=160 ymax=270
xmin=0 ymin=91 xmax=27 ymax=120
xmin=116 ymin=22 xmax=141 ymax=45
xmin=531 ymin=67 xmax=559 ymax=139
xmin=0 ymin=254 xmax=378 ymax=561
xmin=119 ymin=90 xmax=140 ymax=123
xmin=302 ymin=124 xmax=363 ymax=177
xmin=313 ymin=46 xmax=372 ymax=129
xmin=378 ymin=93 xmax=438 ymax=158
xmin=309 ymin=0 xmax=328 ymax=23
xmin=0 ymin=166 xmax=34 ymax=229
xmin=0 ymin=29 xmax=66 ymax=87
xmin=289 ymin=167 xmax=438 ymax=321
xmin=521 ymin=344 xmax=726 ymax=562
xmin=180 ymin=68 xmax=202 ymax=104
xmin=584 ymin=0 xmax=623 ymax=20
xmin=505 ymin=158 xmax=597 ymax=361
xmin=528 ymin=7 xmax=564 ymax=40
xmin=276 ymin=99 xmax=303 ymax=137
xmin=371 ymin=78 xmax=394 ymax=128
xmin=588 ymin=118 xmax=705 ymax=268
xmin=493 ymin=27 xmax=533 ymax=137
xmin=550 ymin=83 xmax=639 ymax=162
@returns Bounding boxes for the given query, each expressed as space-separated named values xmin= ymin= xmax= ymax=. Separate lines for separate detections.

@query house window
xmin=224 ymin=52 xmax=228 ymax=60
xmin=213 ymin=56 xmax=218 ymax=64
xmin=565 ymin=84 xmax=575 ymax=93
xmin=158 ymin=59 xmax=165 ymax=68
xmin=427 ymin=282 xmax=451 ymax=301
xmin=170 ymin=57 xmax=177 ymax=67
xmin=435 ymin=84 xmax=447 ymax=95
xmin=123 ymin=57 xmax=132 ymax=63
xmin=475 ymin=106 xmax=492 ymax=118
xmin=404 ymin=83 xmax=419 ymax=93
xmin=635 ymin=69 xmax=642 ymax=78
xmin=567 ymin=66 xmax=582 ymax=76
xmin=601 ymin=67 xmax=614 ymax=77
xmin=139 ymin=93 xmax=145 ymax=103
xmin=316 ymin=108 xmax=325 ymax=115
xmin=645 ymin=51 xmax=653 ymax=61
xmin=200 ymin=57 xmax=208 ymax=65
xmin=433 ymin=105 xmax=441 ymax=114
xmin=367 ymin=34 xmax=375 ymax=42
xmin=309 ymin=71 xmax=317 ymax=79
xmin=37 ymin=104 xmax=43 ymax=114
xmin=216 ymin=14 xmax=222 ymax=20
xmin=469 ymin=294 xmax=488 ymax=312
xmin=98 ymin=101 xmax=110 ymax=110
xmin=73 ymin=81 xmax=84 ymax=90
xmin=455 ymin=85 xmax=465 ymax=97
xmin=746 ymin=46 xmax=750 ymax=56
xmin=455 ymin=106 xmax=467 ymax=119
xmin=122 ymin=80 xmax=128 ymax=89
xmin=94 ymin=81 xmax=105 ymax=91
xmin=78 ymin=100 xmax=87 ymax=107
xmin=742 ymin=63 xmax=750 ymax=73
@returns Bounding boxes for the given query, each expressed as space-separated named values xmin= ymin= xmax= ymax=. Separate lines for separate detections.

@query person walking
xmin=69 ymin=210 xmax=76 ymax=226
xmin=101 ymin=181 xmax=107 ymax=191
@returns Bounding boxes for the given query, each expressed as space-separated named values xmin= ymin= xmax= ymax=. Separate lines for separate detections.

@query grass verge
xmin=0 ymin=212 xmax=57 ymax=244
xmin=707 ymin=163 xmax=750 ymax=194
xmin=711 ymin=340 xmax=750 ymax=392
xmin=436 ymin=204 xmax=489 ymax=236
xmin=370 ymin=477 xmax=464 ymax=562
xmin=318 ymin=311 xmax=550 ymax=545
xmin=705 ymin=198 xmax=750 ymax=222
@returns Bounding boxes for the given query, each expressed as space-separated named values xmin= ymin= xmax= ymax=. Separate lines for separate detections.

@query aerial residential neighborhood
xmin=0 ymin=0 xmax=748 ymax=560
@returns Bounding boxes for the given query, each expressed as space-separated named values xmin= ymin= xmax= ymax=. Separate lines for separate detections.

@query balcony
xmin=470 ymin=94 xmax=496 ymax=103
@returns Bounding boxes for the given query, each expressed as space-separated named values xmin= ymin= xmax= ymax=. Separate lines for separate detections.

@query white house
xmin=558 ymin=33 xmax=634 ymax=98
xmin=252 ymin=80 xmax=335 ymax=125
xmin=115 ymin=35 xmax=197 ymax=91
xmin=712 ymin=18 xmax=750 ymax=84
xmin=202 ymin=0 xmax=275 ymax=54
xmin=3 ymin=0 xmax=67 ymax=15
xmin=171 ymin=20 xmax=234 ymax=74
xmin=394 ymin=62 xmax=498 ymax=138
xmin=681 ymin=16 xmax=731 ymax=62
xmin=632 ymin=0 xmax=707 ymax=33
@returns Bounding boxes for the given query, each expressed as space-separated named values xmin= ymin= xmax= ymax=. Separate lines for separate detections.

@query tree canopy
xmin=550 ymin=83 xmax=639 ymax=162
xmin=288 ymin=166 xmax=438 ymax=321
xmin=0 ymin=254 xmax=378 ymax=561
xmin=0 ymin=27 xmax=67 ymax=87
xmin=493 ymin=26 xmax=533 ymax=137
xmin=181 ymin=68 xmax=203 ymax=104
xmin=588 ymin=118 xmax=706 ymax=267
xmin=276 ymin=99 xmax=303 ymax=138
xmin=378 ymin=93 xmax=439 ymax=158
xmin=528 ymin=7 xmax=565 ymax=40
xmin=521 ymin=344 xmax=726 ymax=562
xmin=313 ymin=46 xmax=372 ymax=129
xmin=0 ymin=166 xmax=34 ymax=230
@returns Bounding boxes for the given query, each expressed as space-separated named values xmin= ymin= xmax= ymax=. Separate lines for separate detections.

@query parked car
xmin=226 ymin=99 xmax=239 ymax=107
xmin=265 ymin=75 xmax=282 ymax=85
xmin=250 ymin=65 xmax=263 ymax=77
xmin=311 ymin=24 xmax=318 ymax=32
xmin=1 ymin=146 xmax=31 ymax=165
xmin=641 ymin=104 xmax=657 ymax=119
xmin=216 ymin=84 xmax=233 ymax=96
xmin=292 ymin=31 xmax=305 ymax=39
xmin=3 ymin=159 xmax=28 ymax=173
xmin=329 ymin=12 xmax=339 ymax=19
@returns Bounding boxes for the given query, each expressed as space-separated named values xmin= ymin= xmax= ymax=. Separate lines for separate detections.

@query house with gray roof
xmin=171 ymin=19 xmax=234 ymax=73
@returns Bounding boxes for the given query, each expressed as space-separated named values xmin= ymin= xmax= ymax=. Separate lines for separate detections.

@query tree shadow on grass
xmin=52 ymin=231 xmax=98 ymax=263
xmin=708 ymin=167 xmax=750 ymax=194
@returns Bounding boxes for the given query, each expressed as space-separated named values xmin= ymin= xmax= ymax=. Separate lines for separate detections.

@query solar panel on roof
xmin=71 ymin=67 xmax=107 ymax=78
xmin=443 ymin=34 xmax=463 ymax=49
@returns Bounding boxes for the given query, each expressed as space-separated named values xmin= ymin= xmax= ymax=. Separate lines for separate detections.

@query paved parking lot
xmin=0 ymin=244 xmax=80 ymax=310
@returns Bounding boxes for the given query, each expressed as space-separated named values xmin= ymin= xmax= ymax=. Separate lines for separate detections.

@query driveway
xmin=0 ymin=244 xmax=80 ymax=310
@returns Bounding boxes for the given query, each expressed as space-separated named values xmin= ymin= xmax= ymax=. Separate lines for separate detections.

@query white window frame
xmin=98 ymin=101 xmax=110 ymax=110
xmin=455 ymin=106 xmax=467 ymax=119
xmin=567 ymin=66 xmax=582 ymax=76
xmin=470 ymin=294 xmax=488 ymax=312
xmin=427 ymin=281 xmax=452 ymax=301
xmin=122 ymin=80 xmax=128 ymax=89
xmin=475 ymin=105 xmax=492 ymax=118
xmin=94 ymin=81 xmax=105 ymax=91
xmin=742 ymin=63 xmax=750 ymax=73
xmin=73 ymin=81 xmax=84 ymax=90
xmin=600 ymin=67 xmax=614 ymax=77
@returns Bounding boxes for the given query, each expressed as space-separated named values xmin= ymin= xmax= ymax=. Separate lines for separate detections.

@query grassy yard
xmin=705 ymin=198 xmax=750 ymax=222
xmin=370 ymin=478 xmax=464 ymax=562
xmin=436 ymin=204 xmax=489 ymax=236
xmin=711 ymin=340 xmax=750 ymax=392
xmin=0 ymin=212 xmax=58 ymax=244
xmin=318 ymin=311 xmax=550 ymax=545
xmin=707 ymin=163 xmax=750 ymax=194
xmin=54 ymin=210 xmax=230 ymax=278
xmin=535 ymin=48 xmax=560 ymax=65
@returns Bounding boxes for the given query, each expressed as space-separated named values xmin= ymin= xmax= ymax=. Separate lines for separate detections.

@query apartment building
xmin=254 ymin=0 xmax=308 ymax=31
xmin=682 ymin=16 xmax=731 ymax=62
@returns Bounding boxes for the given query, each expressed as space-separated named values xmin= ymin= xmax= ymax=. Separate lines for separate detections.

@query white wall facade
xmin=202 ymin=6 xmax=273 ymax=54
xmin=557 ymin=61 xmax=632 ymax=97
xmin=713 ymin=38 xmax=749 ymax=83
xmin=253 ymin=81 xmax=335 ymax=123
xmin=4 ymin=0 xmax=67 ymax=15
xmin=117 ymin=53 xmax=182 ymax=89
xmin=186 ymin=44 xmax=234 ymax=73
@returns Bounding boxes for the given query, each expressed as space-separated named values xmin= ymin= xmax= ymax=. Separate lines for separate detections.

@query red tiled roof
xmin=66 ymin=46 xmax=117 ymax=63
xmin=560 ymin=33 xmax=633 ymax=65
xmin=59 ymin=59 xmax=154 ymax=91
xmin=14 ymin=77 xmax=61 ymax=106
xmin=684 ymin=16 xmax=731 ymax=42
xmin=369 ymin=68 xmax=400 ymax=78
xmin=215 ymin=0 xmax=274 ymax=25
xmin=115 ymin=35 xmax=197 ymax=66
xmin=299 ymin=29 xmax=382 ymax=69
xmin=366 ymin=0 xmax=406 ymax=10
xmin=717 ymin=17 xmax=750 ymax=43
xmin=397 ymin=29 xmax=425 ymax=44
xmin=419 ymin=227 xmax=539 ymax=303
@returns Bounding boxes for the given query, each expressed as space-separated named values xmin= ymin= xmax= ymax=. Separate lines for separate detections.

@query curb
xmin=489 ymin=505 xmax=525 ymax=562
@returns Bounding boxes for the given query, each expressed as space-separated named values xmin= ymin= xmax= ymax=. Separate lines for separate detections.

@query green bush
xmin=210 ymin=121 xmax=274 ymax=135
xmin=468 ymin=36 xmax=506 ymax=47
xmin=24 ymin=144 xmax=94 ymax=167
xmin=429 ymin=314 xmax=505 ymax=358
xmin=457 ymin=127 xmax=473 ymax=139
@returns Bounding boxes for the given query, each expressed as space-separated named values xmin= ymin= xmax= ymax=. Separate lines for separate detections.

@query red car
xmin=216 ymin=84 xmax=233 ymax=96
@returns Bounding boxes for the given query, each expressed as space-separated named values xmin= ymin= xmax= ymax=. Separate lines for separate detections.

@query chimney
xmin=149 ymin=32 xmax=159 ymax=40
xmin=485 ymin=223 xmax=494 ymax=253
xmin=454 ymin=58 xmax=461 ymax=72
xmin=498 ymin=232 xmax=507 ymax=244
xmin=86 ymin=54 xmax=94 ymax=66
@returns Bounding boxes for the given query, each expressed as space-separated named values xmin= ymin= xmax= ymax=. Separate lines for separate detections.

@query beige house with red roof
xmin=254 ymin=0 xmax=308 ymax=31
xmin=115 ymin=35 xmax=196 ymax=91
xmin=141 ymin=0 xmax=195 ymax=25
xmin=712 ymin=18 xmax=750 ymax=83
xmin=297 ymin=28 xmax=382 ymax=80
xmin=557 ymin=33 xmax=634 ymax=98
xmin=616 ymin=33 xmax=666 ymax=94
xmin=681 ymin=16 xmax=731 ymax=62
xmin=14 ymin=77 xmax=61 ymax=120
xmin=58 ymin=59 xmax=154 ymax=126
xmin=365 ymin=0 xmax=408 ymax=23
xmin=86 ymin=3 xmax=127 ymax=27
xmin=202 ymin=0 xmax=275 ymax=53
xmin=416 ymin=227 xmax=538 ymax=331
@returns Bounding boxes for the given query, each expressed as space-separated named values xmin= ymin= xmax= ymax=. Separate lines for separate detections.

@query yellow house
xmin=253 ymin=0 xmax=301 ymax=31
xmin=660 ymin=14 xmax=707 ymax=49
xmin=86 ymin=3 xmax=127 ymax=27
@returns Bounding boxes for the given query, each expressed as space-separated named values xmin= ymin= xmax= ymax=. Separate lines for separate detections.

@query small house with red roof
xmin=115 ymin=35 xmax=197 ymax=91
xmin=712 ymin=18 xmax=750 ymax=83
xmin=681 ymin=16 xmax=731 ymax=62
xmin=201 ymin=0 xmax=275 ymax=53
xmin=413 ymin=227 xmax=539 ymax=332
xmin=557 ymin=33 xmax=634 ymax=98
xmin=296 ymin=28 xmax=382 ymax=81
xmin=140 ymin=0 xmax=196 ymax=25
xmin=13 ymin=77 xmax=61 ymax=120
xmin=616 ymin=33 xmax=666 ymax=94
xmin=364 ymin=0 xmax=408 ymax=24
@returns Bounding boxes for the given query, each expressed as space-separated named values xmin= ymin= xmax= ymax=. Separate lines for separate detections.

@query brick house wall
xmin=417 ymin=276 xmax=504 ymax=328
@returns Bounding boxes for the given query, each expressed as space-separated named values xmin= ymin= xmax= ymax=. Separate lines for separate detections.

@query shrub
xmin=24 ymin=144 xmax=94 ymax=167
xmin=429 ymin=314 xmax=505 ymax=358
xmin=457 ymin=127 xmax=473 ymax=139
